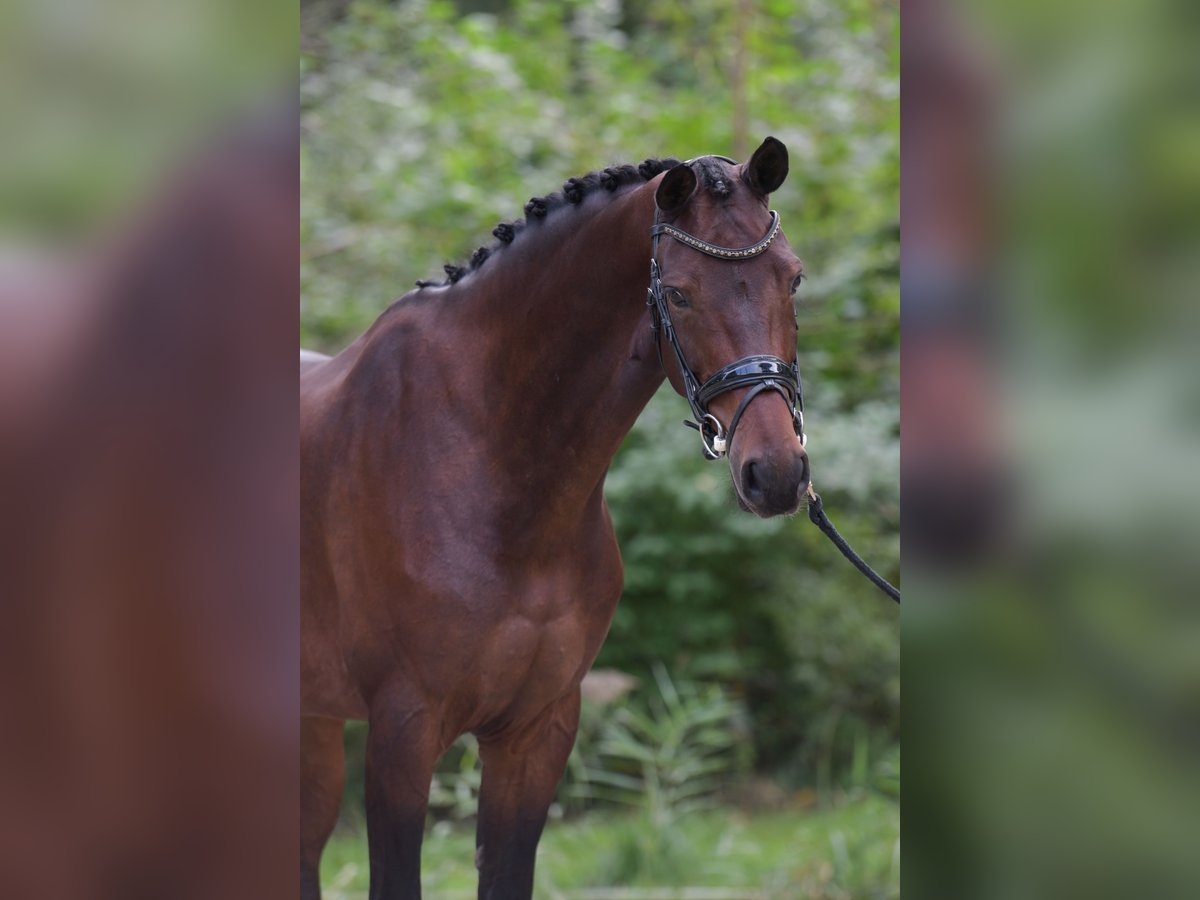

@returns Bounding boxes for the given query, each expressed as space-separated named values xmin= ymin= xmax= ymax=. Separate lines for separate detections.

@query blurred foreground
xmin=1 ymin=1 xmax=297 ymax=897
xmin=904 ymin=0 xmax=1200 ymax=896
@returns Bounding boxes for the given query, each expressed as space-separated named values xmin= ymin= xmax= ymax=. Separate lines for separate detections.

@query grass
xmin=319 ymin=794 xmax=899 ymax=899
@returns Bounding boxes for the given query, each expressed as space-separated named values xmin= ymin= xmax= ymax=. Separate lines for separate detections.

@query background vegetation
xmin=301 ymin=0 xmax=898 ymax=893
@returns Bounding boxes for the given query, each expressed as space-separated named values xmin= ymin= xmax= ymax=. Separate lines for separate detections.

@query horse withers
xmin=300 ymin=137 xmax=807 ymax=899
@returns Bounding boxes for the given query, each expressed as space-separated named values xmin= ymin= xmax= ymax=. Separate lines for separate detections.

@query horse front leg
xmin=475 ymin=689 xmax=581 ymax=900
xmin=301 ymin=716 xmax=346 ymax=900
xmin=365 ymin=696 xmax=442 ymax=900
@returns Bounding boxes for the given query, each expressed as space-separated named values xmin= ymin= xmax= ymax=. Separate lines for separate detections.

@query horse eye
xmin=667 ymin=288 xmax=690 ymax=308
xmin=789 ymin=274 xmax=804 ymax=296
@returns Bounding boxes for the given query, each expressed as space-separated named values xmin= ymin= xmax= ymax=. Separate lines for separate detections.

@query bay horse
xmin=300 ymin=137 xmax=809 ymax=899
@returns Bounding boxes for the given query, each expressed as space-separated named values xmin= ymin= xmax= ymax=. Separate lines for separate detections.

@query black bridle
xmin=646 ymin=169 xmax=804 ymax=460
xmin=645 ymin=158 xmax=900 ymax=604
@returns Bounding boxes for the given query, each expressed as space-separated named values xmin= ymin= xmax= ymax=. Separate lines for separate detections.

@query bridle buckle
xmin=701 ymin=414 xmax=728 ymax=459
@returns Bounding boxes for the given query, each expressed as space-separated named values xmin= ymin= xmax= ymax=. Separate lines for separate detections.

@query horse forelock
xmin=695 ymin=158 xmax=735 ymax=200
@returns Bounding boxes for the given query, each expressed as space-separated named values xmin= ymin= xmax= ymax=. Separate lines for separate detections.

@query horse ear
xmin=655 ymin=164 xmax=697 ymax=213
xmin=744 ymin=136 xmax=789 ymax=195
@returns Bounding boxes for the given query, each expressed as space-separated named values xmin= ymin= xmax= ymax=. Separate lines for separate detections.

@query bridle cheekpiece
xmin=646 ymin=158 xmax=806 ymax=460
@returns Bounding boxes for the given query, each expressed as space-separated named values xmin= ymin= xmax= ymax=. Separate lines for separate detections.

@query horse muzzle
xmin=734 ymin=444 xmax=810 ymax=517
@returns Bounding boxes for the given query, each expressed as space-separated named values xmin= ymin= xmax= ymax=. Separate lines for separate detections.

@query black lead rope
xmin=805 ymin=487 xmax=900 ymax=604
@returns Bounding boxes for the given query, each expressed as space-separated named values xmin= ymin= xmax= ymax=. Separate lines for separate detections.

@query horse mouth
xmin=733 ymin=486 xmax=803 ymax=519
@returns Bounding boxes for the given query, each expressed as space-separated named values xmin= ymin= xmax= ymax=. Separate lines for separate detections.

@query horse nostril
xmin=744 ymin=465 xmax=763 ymax=501
xmin=742 ymin=452 xmax=809 ymax=515
xmin=742 ymin=459 xmax=765 ymax=502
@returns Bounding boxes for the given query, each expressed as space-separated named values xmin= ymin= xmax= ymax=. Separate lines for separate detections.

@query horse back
xmin=300 ymin=348 xmax=329 ymax=375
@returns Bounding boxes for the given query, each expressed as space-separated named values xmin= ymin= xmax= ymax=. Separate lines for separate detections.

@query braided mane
xmin=415 ymin=157 xmax=683 ymax=289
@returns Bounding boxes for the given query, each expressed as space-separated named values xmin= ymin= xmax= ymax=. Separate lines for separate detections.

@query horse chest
xmin=444 ymin=573 xmax=621 ymax=731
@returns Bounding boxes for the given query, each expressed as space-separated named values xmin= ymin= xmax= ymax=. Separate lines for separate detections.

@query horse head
xmin=649 ymin=137 xmax=810 ymax=517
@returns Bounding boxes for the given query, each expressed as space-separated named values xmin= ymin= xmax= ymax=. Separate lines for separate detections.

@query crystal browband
xmin=649 ymin=210 xmax=780 ymax=260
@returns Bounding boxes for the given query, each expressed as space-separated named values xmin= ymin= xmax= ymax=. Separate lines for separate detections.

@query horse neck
xmin=452 ymin=182 xmax=665 ymax=523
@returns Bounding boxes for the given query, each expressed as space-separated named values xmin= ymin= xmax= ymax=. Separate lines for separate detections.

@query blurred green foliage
xmin=302 ymin=0 xmax=898 ymax=787
xmin=572 ymin=667 xmax=749 ymax=822
xmin=2 ymin=0 xmax=294 ymax=239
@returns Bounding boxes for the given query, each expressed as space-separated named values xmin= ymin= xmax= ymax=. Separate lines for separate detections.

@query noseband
xmin=646 ymin=166 xmax=806 ymax=460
